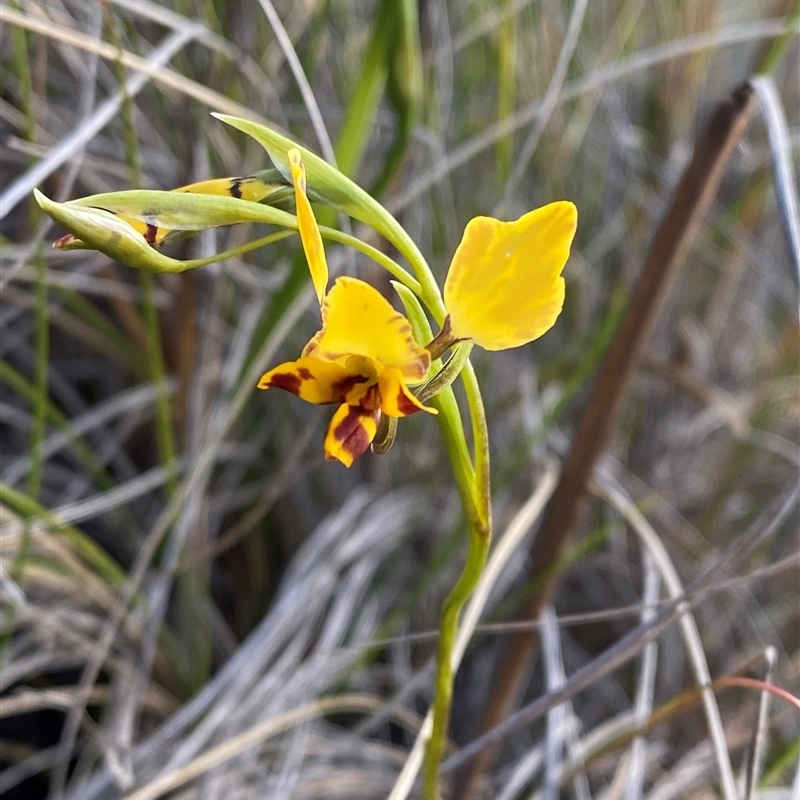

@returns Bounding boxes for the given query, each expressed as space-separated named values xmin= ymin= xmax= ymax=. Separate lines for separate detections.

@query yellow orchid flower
xmin=258 ymin=148 xmax=436 ymax=467
xmin=443 ymin=201 xmax=577 ymax=351
xmin=258 ymin=148 xmax=577 ymax=465
xmin=35 ymin=115 xmax=579 ymax=796
xmin=259 ymin=276 xmax=435 ymax=467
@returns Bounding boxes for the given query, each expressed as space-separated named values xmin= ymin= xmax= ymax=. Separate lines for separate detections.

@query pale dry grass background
xmin=0 ymin=1 xmax=798 ymax=799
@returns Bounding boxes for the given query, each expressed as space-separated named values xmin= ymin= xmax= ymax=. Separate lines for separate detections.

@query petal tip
xmin=324 ymin=404 xmax=379 ymax=467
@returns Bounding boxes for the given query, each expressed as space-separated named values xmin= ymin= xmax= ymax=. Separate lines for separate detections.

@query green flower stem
xmin=423 ymin=356 xmax=491 ymax=800
xmin=318 ymin=226 xmax=423 ymax=295
xmin=168 ymin=231 xmax=295 ymax=271
xmin=431 ymin=388 xmax=476 ymax=499
xmin=422 ymin=511 xmax=491 ymax=799
xmin=178 ymin=226 xmax=420 ymax=293
xmin=461 ymin=360 xmax=491 ymax=511
xmin=382 ymin=209 xmax=492 ymax=800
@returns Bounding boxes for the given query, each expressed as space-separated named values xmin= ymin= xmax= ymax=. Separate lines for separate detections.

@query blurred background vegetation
xmin=0 ymin=1 xmax=798 ymax=798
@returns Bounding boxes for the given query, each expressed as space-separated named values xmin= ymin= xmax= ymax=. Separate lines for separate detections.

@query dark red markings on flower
xmin=331 ymin=374 xmax=371 ymax=399
xmin=360 ymin=384 xmax=381 ymax=411
xmin=144 ymin=223 xmax=159 ymax=247
xmin=331 ymin=406 xmax=378 ymax=463
xmin=266 ymin=371 xmax=302 ymax=395
xmin=297 ymin=367 xmax=313 ymax=380
xmin=395 ymin=389 xmax=422 ymax=416
xmin=389 ymin=315 xmax=430 ymax=375
xmin=229 ymin=177 xmax=244 ymax=199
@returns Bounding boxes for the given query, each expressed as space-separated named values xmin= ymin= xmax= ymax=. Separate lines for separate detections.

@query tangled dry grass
xmin=1 ymin=1 xmax=798 ymax=799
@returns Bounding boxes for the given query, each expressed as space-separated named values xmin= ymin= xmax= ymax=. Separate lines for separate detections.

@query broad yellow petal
xmin=258 ymin=356 xmax=376 ymax=405
xmin=303 ymin=277 xmax=430 ymax=381
xmin=289 ymin=148 xmax=328 ymax=305
xmin=378 ymin=368 xmax=437 ymax=417
xmin=323 ymin=403 xmax=380 ymax=467
xmin=443 ymin=201 xmax=577 ymax=351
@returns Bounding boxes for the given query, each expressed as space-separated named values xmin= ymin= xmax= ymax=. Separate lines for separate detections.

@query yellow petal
xmin=323 ymin=403 xmax=380 ymax=467
xmin=443 ymin=201 xmax=577 ymax=351
xmin=114 ymin=213 xmax=170 ymax=246
xmin=377 ymin=367 xmax=437 ymax=417
xmin=289 ymin=148 xmax=328 ymax=305
xmin=258 ymin=356 xmax=376 ymax=405
xmin=175 ymin=175 xmax=283 ymax=204
xmin=303 ymin=277 xmax=430 ymax=381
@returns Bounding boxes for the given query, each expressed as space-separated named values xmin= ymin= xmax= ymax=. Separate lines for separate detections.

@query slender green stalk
xmin=0 ymin=360 xmax=134 ymax=495
xmin=495 ymin=2 xmax=517 ymax=188
xmin=462 ymin=361 xmax=491 ymax=508
xmin=422 ymin=514 xmax=491 ymax=799
xmin=318 ymin=226 xmax=423 ymax=295
xmin=153 ymin=230 xmax=295 ymax=272
xmin=390 ymin=241 xmax=493 ymax=800
xmin=362 ymin=191 xmax=494 ymax=798
xmin=344 ymin=193 xmax=493 ymax=799
xmin=11 ymin=2 xmax=45 ymax=587
xmin=431 ymin=388 xmax=476 ymax=503
xmin=138 ymin=268 xmax=178 ymax=495
xmin=423 ymin=359 xmax=491 ymax=799
xmin=23 ymin=249 xmax=48 ymax=505
xmin=0 ymin=483 xmax=128 ymax=588
xmin=757 ymin=1 xmax=800 ymax=75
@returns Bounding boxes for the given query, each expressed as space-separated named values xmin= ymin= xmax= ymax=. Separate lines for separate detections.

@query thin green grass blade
xmin=370 ymin=0 xmax=422 ymax=195
xmin=333 ymin=0 xmax=393 ymax=178
xmin=495 ymin=6 xmax=517 ymax=188
xmin=0 ymin=483 xmax=128 ymax=588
